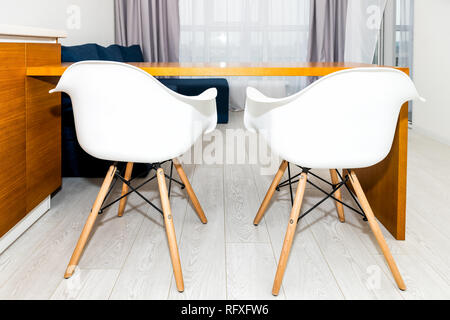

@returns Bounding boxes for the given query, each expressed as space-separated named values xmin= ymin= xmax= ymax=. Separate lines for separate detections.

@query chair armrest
xmin=245 ymin=87 xmax=299 ymax=118
xmin=170 ymin=87 xmax=217 ymax=117
xmin=166 ymin=88 xmax=218 ymax=134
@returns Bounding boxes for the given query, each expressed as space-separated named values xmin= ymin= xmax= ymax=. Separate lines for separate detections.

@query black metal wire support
xmin=98 ymin=160 xmax=185 ymax=217
xmin=336 ymin=169 xmax=368 ymax=221
xmin=297 ymin=175 xmax=348 ymax=222
xmin=168 ymin=160 xmax=174 ymax=198
xmin=287 ymin=162 xmax=294 ymax=206
xmin=164 ymin=174 xmax=185 ymax=189
xmin=275 ymin=163 xmax=368 ymax=222
xmin=115 ymin=172 xmax=164 ymax=216
xmin=277 ymin=172 xmax=301 ymax=190
xmin=99 ymin=173 xmax=158 ymax=213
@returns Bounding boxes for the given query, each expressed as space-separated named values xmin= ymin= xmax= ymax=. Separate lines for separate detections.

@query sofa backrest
xmin=62 ymin=44 xmax=144 ymax=63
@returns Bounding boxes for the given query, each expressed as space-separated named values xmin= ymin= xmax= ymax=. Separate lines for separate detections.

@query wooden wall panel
xmin=0 ymin=44 xmax=27 ymax=237
xmin=25 ymin=44 xmax=61 ymax=212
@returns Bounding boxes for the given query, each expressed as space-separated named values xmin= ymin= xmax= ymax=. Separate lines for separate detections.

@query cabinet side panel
xmin=25 ymin=43 xmax=61 ymax=212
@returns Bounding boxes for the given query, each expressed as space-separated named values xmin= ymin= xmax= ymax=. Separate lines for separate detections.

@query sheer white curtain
xmin=179 ymin=0 xmax=310 ymax=110
xmin=345 ymin=0 xmax=387 ymax=63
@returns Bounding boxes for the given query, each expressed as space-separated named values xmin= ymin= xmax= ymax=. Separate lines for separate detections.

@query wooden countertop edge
xmin=26 ymin=64 xmax=409 ymax=77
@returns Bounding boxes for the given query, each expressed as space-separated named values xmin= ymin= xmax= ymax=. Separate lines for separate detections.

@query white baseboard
xmin=0 ymin=196 xmax=51 ymax=254
xmin=412 ymin=125 xmax=450 ymax=147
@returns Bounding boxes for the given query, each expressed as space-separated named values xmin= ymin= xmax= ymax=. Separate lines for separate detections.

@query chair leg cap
xmin=64 ymin=265 xmax=76 ymax=279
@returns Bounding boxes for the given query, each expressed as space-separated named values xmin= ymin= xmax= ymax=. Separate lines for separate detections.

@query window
xmin=395 ymin=0 xmax=414 ymax=70
xmin=179 ymin=0 xmax=310 ymax=109
xmin=380 ymin=0 xmax=414 ymax=121
xmin=179 ymin=0 xmax=310 ymax=63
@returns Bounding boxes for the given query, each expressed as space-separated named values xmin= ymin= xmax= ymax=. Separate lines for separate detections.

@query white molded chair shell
xmin=244 ymin=68 xmax=424 ymax=169
xmin=50 ymin=61 xmax=217 ymax=163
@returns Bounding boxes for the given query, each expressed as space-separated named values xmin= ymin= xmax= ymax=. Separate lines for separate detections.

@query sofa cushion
xmin=118 ymin=44 xmax=145 ymax=62
xmin=96 ymin=44 xmax=124 ymax=62
xmin=62 ymin=43 xmax=145 ymax=63
xmin=164 ymin=84 xmax=178 ymax=92
xmin=61 ymin=43 xmax=99 ymax=62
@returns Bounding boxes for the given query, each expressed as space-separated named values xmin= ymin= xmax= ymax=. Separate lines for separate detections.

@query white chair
xmin=50 ymin=61 xmax=217 ymax=292
xmin=244 ymin=68 xmax=424 ymax=295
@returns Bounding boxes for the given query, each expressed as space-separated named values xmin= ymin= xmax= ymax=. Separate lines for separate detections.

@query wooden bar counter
xmin=4 ymin=59 xmax=410 ymax=241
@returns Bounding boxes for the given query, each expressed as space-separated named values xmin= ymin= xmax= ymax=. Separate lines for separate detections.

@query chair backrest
xmin=245 ymin=68 xmax=423 ymax=169
xmin=51 ymin=61 xmax=217 ymax=163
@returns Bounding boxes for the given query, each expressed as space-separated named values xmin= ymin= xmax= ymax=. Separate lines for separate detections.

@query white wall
xmin=413 ymin=0 xmax=450 ymax=145
xmin=0 ymin=0 xmax=115 ymax=46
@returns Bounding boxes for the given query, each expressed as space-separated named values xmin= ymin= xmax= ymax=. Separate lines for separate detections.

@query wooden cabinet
xmin=0 ymin=43 xmax=61 ymax=237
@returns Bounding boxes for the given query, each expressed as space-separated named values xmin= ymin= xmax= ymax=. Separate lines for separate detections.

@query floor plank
xmin=110 ymin=165 xmax=194 ymax=299
xmin=51 ymin=269 xmax=120 ymax=300
xmin=0 ymin=179 xmax=104 ymax=299
xmin=77 ymin=199 xmax=145 ymax=270
xmin=224 ymin=165 xmax=271 ymax=243
xmin=0 ymin=178 xmax=92 ymax=288
xmin=0 ymin=112 xmax=449 ymax=300
xmin=168 ymin=165 xmax=227 ymax=300
xmin=251 ymin=165 xmax=344 ymax=300
xmin=373 ymin=253 xmax=450 ymax=300
xmin=301 ymin=189 xmax=403 ymax=300
xmin=226 ymin=243 xmax=284 ymax=300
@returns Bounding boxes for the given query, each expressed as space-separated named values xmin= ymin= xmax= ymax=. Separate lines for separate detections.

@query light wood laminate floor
xmin=1 ymin=112 xmax=449 ymax=300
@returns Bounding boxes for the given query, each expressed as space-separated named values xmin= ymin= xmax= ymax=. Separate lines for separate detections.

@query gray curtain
xmin=307 ymin=0 xmax=348 ymax=62
xmin=114 ymin=0 xmax=180 ymax=62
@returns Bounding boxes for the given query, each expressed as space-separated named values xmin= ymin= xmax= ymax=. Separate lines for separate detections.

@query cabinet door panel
xmin=0 ymin=44 xmax=26 ymax=237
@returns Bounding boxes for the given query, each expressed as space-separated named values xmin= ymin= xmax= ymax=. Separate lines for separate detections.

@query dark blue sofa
xmin=61 ymin=44 xmax=229 ymax=177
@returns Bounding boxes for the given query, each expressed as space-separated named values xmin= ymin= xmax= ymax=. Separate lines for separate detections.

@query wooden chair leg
xmin=330 ymin=169 xmax=345 ymax=223
xmin=348 ymin=170 xmax=406 ymax=291
xmin=173 ymin=158 xmax=207 ymax=224
xmin=64 ymin=165 xmax=117 ymax=279
xmin=118 ymin=162 xmax=134 ymax=217
xmin=157 ymin=167 xmax=184 ymax=292
xmin=272 ymin=172 xmax=308 ymax=296
xmin=253 ymin=160 xmax=288 ymax=226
